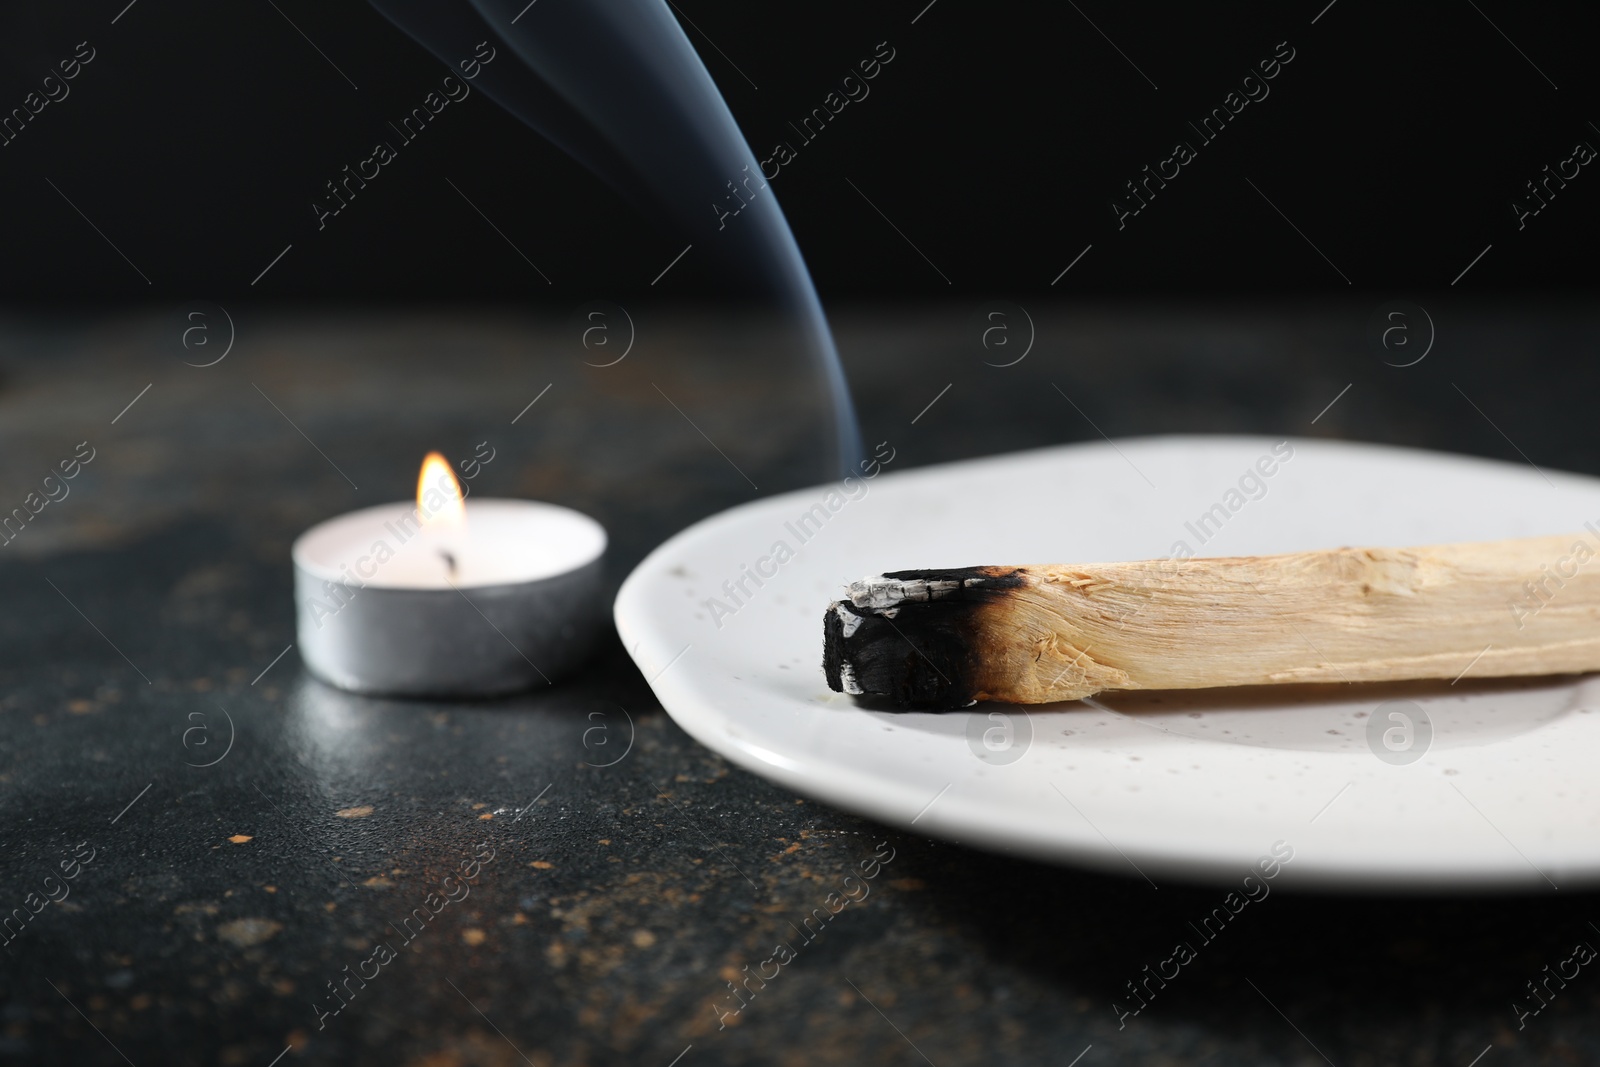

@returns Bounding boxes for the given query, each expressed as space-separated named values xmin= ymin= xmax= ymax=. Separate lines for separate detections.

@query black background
xmin=0 ymin=0 xmax=1595 ymax=302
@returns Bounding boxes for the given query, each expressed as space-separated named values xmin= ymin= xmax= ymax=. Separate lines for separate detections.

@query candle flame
xmin=417 ymin=452 xmax=465 ymax=527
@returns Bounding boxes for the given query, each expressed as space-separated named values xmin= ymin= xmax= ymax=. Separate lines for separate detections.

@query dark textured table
xmin=2 ymin=302 xmax=1599 ymax=1066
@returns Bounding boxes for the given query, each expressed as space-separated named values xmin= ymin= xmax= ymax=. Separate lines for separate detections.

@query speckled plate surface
xmin=615 ymin=436 xmax=1600 ymax=889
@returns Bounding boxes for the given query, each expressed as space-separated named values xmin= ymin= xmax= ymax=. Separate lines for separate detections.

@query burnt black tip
xmin=823 ymin=601 xmax=977 ymax=709
xmin=823 ymin=596 xmax=996 ymax=711
xmin=823 ymin=603 xmax=850 ymax=694
xmin=879 ymin=567 xmax=1025 ymax=591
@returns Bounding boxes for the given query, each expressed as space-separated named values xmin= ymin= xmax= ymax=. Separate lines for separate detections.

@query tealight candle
xmin=292 ymin=453 xmax=606 ymax=697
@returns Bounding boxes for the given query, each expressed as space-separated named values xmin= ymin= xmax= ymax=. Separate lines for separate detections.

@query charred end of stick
xmin=823 ymin=567 xmax=1025 ymax=710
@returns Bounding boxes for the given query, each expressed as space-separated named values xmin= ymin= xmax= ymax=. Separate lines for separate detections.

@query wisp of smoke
xmin=369 ymin=0 xmax=864 ymax=477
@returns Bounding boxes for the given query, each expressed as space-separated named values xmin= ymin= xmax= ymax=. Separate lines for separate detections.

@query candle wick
xmin=438 ymin=549 xmax=458 ymax=577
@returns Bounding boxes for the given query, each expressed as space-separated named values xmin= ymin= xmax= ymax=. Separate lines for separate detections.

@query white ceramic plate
xmin=615 ymin=437 xmax=1600 ymax=890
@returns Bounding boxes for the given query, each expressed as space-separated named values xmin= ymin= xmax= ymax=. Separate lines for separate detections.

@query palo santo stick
xmin=822 ymin=533 xmax=1600 ymax=709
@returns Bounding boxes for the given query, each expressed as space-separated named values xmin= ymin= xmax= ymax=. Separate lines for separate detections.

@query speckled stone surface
xmin=2 ymin=304 xmax=1599 ymax=1066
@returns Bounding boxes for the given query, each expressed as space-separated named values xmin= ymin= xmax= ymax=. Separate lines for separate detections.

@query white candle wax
xmin=295 ymin=499 xmax=605 ymax=589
